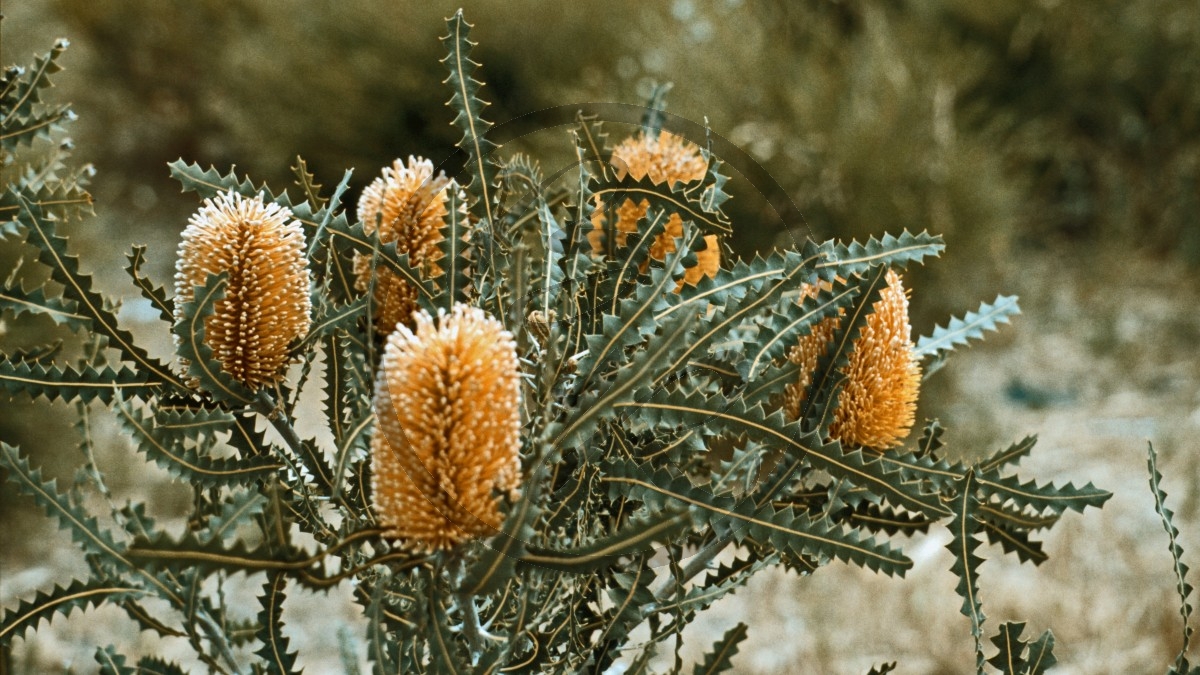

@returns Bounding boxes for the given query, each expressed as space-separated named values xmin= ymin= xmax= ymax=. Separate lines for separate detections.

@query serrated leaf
xmin=738 ymin=272 xmax=861 ymax=382
xmin=202 ymin=490 xmax=267 ymax=545
xmin=1025 ymin=630 xmax=1057 ymax=674
xmin=947 ymin=470 xmax=986 ymax=674
xmin=115 ymin=401 xmax=282 ymax=487
xmin=256 ymin=572 xmax=301 ymax=675
xmin=134 ymin=656 xmax=189 ymax=675
xmin=621 ymin=389 xmax=948 ymax=519
xmin=322 ymin=334 xmax=371 ymax=499
xmin=550 ymin=304 xmax=698 ymax=452
xmin=604 ymin=461 xmax=912 ymax=575
xmin=124 ymin=245 xmax=174 ymax=323
xmin=915 ymin=418 xmax=946 ymax=459
xmin=0 ymin=359 xmax=163 ymax=403
xmin=0 ymin=281 xmax=89 ymax=330
xmin=428 ymin=584 xmax=467 ymax=675
xmin=292 ymin=155 xmax=327 ymax=211
xmin=655 ymin=550 xmax=773 ymax=636
xmin=126 ymin=528 xmax=302 ymax=578
xmin=442 ymin=9 xmax=499 ymax=236
xmin=167 ymin=160 xmax=329 ymax=236
xmin=574 ymin=111 xmax=613 ymax=183
xmin=652 ymin=249 xmax=812 ymax=381
xmin=15 ymin=197 xmax=184 ymax=390
xmin=521 ymin=510 xmax=691 ymax=574
xmin=365 ymin=580 xmax=400 ymax=675
xmin=876 ymin=448 xmax=971 ymax=498
xmin=118 ymin=598 xmax=185 ymax=640
xmin=324 ymin=216 xmax=437 ymax=306
xmin=459 ymin=465 xmax=543 ymax=595
xmin=0 ymin=443 xmax=131 ymax=574
xmin=0 ymin=179 xmax=94 ymax=223
xmin=167 ymin=160 xmax=263 ymax=202
xmin=533 ymin=183 xmax=566 ymax=320
xmin=594 ymin=559 xmax=657 ymax=671
xmin=698 ymin=146 xmax=732 ymax=217
xmin=2 ymin=105 xmax=72 ymax=150
xmin=977 ymin=435 xmax=1038 ymax=474
xmin=1150 ymin=442 xmax=1195 ymax=671
xmin=439 ymin=187 xmax=473 ymax=310
xmin=572 ymin=221 xmax=694 ymax=395
xmin=593 ymin=176 xmax=731 ymax=239
xmin=152 ymin=404 xmax=235 ymax=439
xmin=847 ymin=502 xmax=933 ymax=536
xmin=591 ymin=205 xmax=681 ymax=320
xmin=95 ymin=644 xmax=136 ymax=675
xmin=639 ymin=82 xmax=672 ymax=136
xmin=915 ymin=295 xmax=1020 ymax=360
xmin=976 ymin=501 xmax=1059 ymax=532
xmin=691 ymin=622 xmax=747 ymax=675
xmin=1 ymin=39 xmax=68 ymax=126
xmin=978 ymin=513 xmax=1049 ymax=566
xmin=6 ymin=340 xmax=64 ymax=364
xmin=0 ymin=578 xmax=143 ymax=646
xmin=987 ymin=621 xmax=1027 ymax=674
xmin=976 ymin=471 xmax=1111 ymax=517
xmin=807 ymin=230 xmax=945 ymax=280
xmin=292 ymin=293 xmax=368 ymax=356
xmin=306 ymin=169 xmax=354 ymax=270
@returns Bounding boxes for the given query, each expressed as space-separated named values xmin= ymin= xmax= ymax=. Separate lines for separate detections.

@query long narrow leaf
xmin=1 ymin=579 xmax=143 ymax=646
xmin=16 ymin=198 xmax=184 ymax=390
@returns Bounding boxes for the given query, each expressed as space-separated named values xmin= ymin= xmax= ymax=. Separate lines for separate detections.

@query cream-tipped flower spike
xmin=370 ymin=304 xmax=522 ymax=552
xmin=589 ymin=130 xmax=721 ymax=287
xmin=174 ymin=190 xmax=312 ymax=389
xmin=784 ymin=269 xmax=921 ymax=450
xmin=353 ymin=156 xmax=464 ymax=333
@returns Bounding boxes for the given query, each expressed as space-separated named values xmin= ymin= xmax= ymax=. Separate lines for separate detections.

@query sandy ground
xmin=3 ymin=241 xmax=1199 ymax=673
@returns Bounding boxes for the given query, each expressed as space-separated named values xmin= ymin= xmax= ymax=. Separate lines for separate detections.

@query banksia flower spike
xmin=370 ymin=303 xmax=522 ymax=552
xmin=611 ymin=130 xmax=709 ymax=187
xmin=784 ymin=269 xmax=921 ymax=450
xmin=591 ymin=130 xmax=721 ymax=287
xmin=174 ymin=190 xmax=312 ymax=389
xmin=354 ymin=156 xmax=464 ymax=333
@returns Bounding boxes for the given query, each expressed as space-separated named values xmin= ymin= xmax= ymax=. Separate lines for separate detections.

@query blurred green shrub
xmin=38 ymin=0 xmax=1200 ymax=268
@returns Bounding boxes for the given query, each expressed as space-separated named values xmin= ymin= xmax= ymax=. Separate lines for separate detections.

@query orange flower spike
xmin=353 ymin=156 xmax=460 ymax=333
xmin=370 ymin=304 xmax=522 ymax=552
xmin=174 ymin=190 xmax=312 ymax=389
xmin=590 ymin=131 xmax=721 ymax=286
xmin=610 ymin=130 xmax=708 ymax=186
xmin=784 ymin=270 xmax=921 ymax=450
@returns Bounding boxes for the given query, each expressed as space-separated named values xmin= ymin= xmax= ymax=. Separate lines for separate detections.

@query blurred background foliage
xmin=8 ymin=0 xmax=1198 ymax=267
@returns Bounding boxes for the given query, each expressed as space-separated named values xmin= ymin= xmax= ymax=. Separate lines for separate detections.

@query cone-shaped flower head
xmin=590 ymin=130 xmax=720 ymax=287
xmin=610 ymin=130 xmax=709 ymax=186
xmin=370 ymin=304 xmax=522 ymax=552
xmin=174 ymin=190 xmax=312 ymax=389
xmin=784 ymin=269 xmax=921 ymax=450
xmin=354 ymin=156 xmax=462 ymax=333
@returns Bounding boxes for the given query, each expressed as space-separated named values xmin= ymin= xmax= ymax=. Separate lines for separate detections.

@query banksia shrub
xmin=784 ymin=269 xmax=920 ymax=449
xmin=370 ymin=304 xmax=521 ymax=552
xmin=174 ymin=190 xmax=312 ymax=389
xmin=1 ymin=16 xmax=1113 ymax=674
xmin=353 ymin=156 xmax=462 ymax=333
